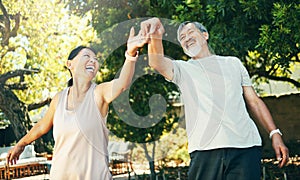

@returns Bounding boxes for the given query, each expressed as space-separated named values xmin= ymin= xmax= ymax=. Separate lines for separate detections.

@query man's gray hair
xmin=177 ymin=21 xmax=208 ymax=42
xmin=177 ymin=21 xmax=215 ymax=55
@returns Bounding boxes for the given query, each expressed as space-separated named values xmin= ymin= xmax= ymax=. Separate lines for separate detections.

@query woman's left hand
xmin=126 ymin=27 xmax=148 ymax=56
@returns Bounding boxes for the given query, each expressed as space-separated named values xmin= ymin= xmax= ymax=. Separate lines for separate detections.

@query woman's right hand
xmin=6 ymin=143 xmax=26 ymax=165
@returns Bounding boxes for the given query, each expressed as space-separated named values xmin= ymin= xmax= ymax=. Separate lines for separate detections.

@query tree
xmin=93 ymin=18 xmax=180 ymax=178
xmin=65 ymin=1 xmax=183 ymax=178
xmin=171 ymin=0 xmax=300 ymax=88
xmin=64 ymin=0 xmax=299 ymax=177
xmin=0 ymin=0 xmax=97 ymax=151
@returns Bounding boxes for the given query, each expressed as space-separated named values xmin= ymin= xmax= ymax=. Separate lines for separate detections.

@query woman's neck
xmin=71 ymin=79 xmax=92 ymax=97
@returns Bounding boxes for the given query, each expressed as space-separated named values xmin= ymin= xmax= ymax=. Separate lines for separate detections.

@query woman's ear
xmin=66 ymin=61 xmax=72 ymax=69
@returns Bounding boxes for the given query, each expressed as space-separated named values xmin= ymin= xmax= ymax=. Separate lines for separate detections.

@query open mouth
xmin=86 ymin=65 xmax=95 ymax=73
xmin=186 ymin=39 xmax=196 ymax=49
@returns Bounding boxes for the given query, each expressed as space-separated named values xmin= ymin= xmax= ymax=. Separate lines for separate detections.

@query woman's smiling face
xmin=68 ymin=48 xmax=99 ymax=80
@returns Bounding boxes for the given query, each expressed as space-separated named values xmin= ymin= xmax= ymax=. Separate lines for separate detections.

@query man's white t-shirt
xmin=171 ymin=55 xmax=262 ymax=153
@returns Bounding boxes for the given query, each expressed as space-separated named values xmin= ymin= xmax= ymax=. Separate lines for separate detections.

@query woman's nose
xmin=89 ymin=58 xmax=95 ymax=63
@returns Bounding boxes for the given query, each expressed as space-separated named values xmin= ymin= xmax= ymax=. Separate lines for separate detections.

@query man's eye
xmin=84 ymin=54 xmax=90 ymax=58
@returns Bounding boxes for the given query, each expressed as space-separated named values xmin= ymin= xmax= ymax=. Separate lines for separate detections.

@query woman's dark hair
xmin=68 ymin=45 xmax=87 ymax=61
xmin=67 ymin=45 xmax=96 ymax=87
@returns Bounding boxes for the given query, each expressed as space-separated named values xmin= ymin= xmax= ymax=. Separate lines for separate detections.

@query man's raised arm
xmin=141 ymin=18 xmax=174 ymax=80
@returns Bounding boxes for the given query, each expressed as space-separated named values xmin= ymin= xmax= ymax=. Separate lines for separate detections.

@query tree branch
xmin=6 ymin=83 xmax=28 ymax=90
xmin=0 ymin=0 xmax=11 ymax=46
xmin=10 ymin=12 xmax=20 ymax=37
xmin=254 ymin=71 xmax=300 ymax=88
xmin=28 ymin=98 xmax=51 ymax=111
xmin=0 ymin=69 xmax=39 ymax=84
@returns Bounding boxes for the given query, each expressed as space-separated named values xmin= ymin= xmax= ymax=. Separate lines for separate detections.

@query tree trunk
xmin=0 ymin=85 xmax=46 ymax=152
xmin=142 ymin=142 xmax=156 ymax=180
xmin=0 ymin=85 xmax=29 ymax=139
xmin=149 ymin=160 xmax=155 ymax=180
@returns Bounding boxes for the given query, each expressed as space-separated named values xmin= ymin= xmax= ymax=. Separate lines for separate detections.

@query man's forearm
xmin=249 ymin=98 xmax=277 ymax=133
xmin=148 ymin=38 xmax=164 ymax=69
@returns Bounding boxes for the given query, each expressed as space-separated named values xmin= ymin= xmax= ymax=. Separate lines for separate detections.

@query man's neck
xmin=192 ymin=51 xmax=213 ymax=60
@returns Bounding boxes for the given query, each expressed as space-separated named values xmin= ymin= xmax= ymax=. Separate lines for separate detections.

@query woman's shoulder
xmin=49 ymin=90 xmax=66 ymax=108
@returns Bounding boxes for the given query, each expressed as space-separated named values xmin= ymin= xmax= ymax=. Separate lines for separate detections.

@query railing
xmin=0 ymin=163 xmax=48 ymax=180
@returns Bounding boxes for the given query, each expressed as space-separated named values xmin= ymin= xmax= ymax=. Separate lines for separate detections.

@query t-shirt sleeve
xmin=170 ymin=60 xmax=182 ymax=84
xmin=238 ymin=60 xmax=252 ymax=86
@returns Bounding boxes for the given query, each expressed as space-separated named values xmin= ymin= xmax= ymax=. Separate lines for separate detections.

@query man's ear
xmin=202 ymin=32 xmax=209 ymax=40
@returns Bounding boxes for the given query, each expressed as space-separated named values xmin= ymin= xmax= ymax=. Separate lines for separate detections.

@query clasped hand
xmin=127 ymin=18 xmax=165 ymax=55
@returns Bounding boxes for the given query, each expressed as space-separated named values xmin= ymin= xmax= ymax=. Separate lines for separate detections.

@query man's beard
xmin=183 ymin=41 xmax=202 ymax=58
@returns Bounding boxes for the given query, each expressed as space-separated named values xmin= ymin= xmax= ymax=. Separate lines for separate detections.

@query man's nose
xmin=185 ymin=35 xmax=192 ymax=43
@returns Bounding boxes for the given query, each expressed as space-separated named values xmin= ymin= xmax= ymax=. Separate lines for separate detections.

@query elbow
xmin=149 ymin=61 xmax=160 ymax=71
xmin=148 ymin=55 xmax=162 ymax=70
xmin=122 ymin=86 xmax=129 ymax=92
xmin=121 ymin=82 xmax=131 ymax=92
xmin=246 ymin=98 xmax=263 ymax=115
xmin=149 ymin=61 xmax=156 ymax=69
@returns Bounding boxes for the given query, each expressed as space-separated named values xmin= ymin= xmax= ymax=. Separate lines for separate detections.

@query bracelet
xmin=269 ymin=129 xmax=282 ymax=139
xmin=125 ymin=50 xmax=139 ymax=62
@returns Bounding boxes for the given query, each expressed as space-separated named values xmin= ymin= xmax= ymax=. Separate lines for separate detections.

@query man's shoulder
xmin=174 ymin=59 xmax=189 ymax=63
xmin=215 ymin=55 xmax=243 ymax=67
xmin=215 ymin=55 xmax=240 ymax=61
xmin=172 ymin=59 xmax=191 ymax=67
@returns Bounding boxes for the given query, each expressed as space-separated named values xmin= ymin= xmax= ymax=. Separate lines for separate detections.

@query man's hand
xmin=140 ymin=17 xmax=165 ymax=41
xmin=272 ymin=134 xmax=289 ymax=168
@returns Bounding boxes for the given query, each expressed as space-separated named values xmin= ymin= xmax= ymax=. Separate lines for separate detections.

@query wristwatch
xmin=269 ymin=129 xmax=282 ymax=139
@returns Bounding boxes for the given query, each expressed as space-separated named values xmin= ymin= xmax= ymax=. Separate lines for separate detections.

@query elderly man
xmin=140 ymin=18 xmax=289 ymax=180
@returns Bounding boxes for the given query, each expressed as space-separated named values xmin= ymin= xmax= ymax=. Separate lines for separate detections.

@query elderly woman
xmin=6 ymin=27 xmax=146 ymax=180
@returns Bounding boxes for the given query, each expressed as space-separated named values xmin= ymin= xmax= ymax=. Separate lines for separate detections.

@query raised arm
xmin=243 ymin=86 xmax=289 ymax=167
xmin=7 ymin=93 xmax=59 ymax=165
xmin=98 ymin=27 xmax=147 ymax=105
xmin=140 ymin=18 xmax=174 ymax=80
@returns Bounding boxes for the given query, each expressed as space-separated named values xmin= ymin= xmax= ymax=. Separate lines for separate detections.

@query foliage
xmin=0 ymin=0 xmax=297 ymax=166
xmin=68 ymin=2 xmax=181 ymax=177
xmin=146 ymin=126 xmax=189 ymax=164
xmin=1 ymin=0 xmax=97 ymax=104
xmin=0 ymin=112 xmax=9 ymax=129
xmin=65 ymin=1 xmax=300 ymax=175
xmin=0 ymin=0 xmax=97 ymax=150
xmin=171 ymin=0 xmax=300 ymax=88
